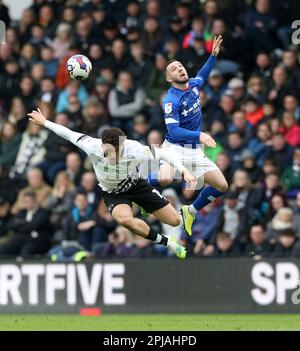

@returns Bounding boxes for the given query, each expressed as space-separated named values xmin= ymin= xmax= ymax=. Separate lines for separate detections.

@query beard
xmin=173 ymin=76 xmax=189 ymax=84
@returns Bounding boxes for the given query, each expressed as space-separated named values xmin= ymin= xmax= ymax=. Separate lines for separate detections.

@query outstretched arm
xmin=27 ymin=109 xmax=98 ymax=155
xmin=196 ymin=35 xmax=223 ymax=83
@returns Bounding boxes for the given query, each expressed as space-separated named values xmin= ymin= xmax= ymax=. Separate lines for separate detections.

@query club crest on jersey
xmin=192 ymin=87 xmax=199 ymax=96
xmin=164 ymin=102 xmax=172 ymax=115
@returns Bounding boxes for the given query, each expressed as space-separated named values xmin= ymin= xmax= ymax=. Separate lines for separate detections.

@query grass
xmin=0 ymin=314 xmax=300 ymax=331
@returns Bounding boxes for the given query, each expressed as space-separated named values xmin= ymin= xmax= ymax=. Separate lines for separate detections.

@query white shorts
xmin=161 ymin=140 xmax=219 ymax=183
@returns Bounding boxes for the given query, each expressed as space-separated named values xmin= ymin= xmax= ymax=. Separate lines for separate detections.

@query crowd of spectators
xmin=1 ymin=0 xmax=300 ymax=260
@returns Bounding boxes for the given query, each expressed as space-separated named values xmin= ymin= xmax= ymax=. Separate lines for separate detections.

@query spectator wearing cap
xmin=241 ymin=149 xmax=262 ymax=184
xmin=265 ymin=132 xmax=294 ymax=171
xmin=108 ymin=70 xmax=145 ymax=133
xmin=228 ymin=78 xmax=245 ymax=108
xmin=271 ymin=228 xmax=300 ymax=257
xmin=204 ymin=68 xmax=227 ymax=104
xmin=0 ymin=191 xmax=52 ymax=257
xmin=247 ymin=122 xmax=272 ymax=166
xmin=245 ymin=224 xmax=272 ymax=257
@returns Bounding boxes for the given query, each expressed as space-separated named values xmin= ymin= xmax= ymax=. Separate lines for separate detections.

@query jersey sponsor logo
xmin=192 ymin=87 xmax=199 ymax=96
xmin=164 ymin=102 xmax=172 ymax=115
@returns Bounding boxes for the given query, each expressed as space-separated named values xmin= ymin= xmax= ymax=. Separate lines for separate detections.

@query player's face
xmin=166 ymin=61 xmax=189 ymax=84
xmin=102 ymin=143 xmax=124 ymax=164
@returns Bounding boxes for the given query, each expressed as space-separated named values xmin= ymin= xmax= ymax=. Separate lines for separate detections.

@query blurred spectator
xmin=108 ymin=70 xmax=145 ymax=132
xmin=10 ymin=122 xmax=48 ymax=178
xmin=0 ymin=191 xmax=52 ymax=257
xmin=8 ymin=96 xmax=28 ymax=132
xmin=293 ymin=192 xmax=300 ymax=238
xmin=226 ymin=132 xmax=246 ymax=169
xmin=204 ymin=231 xmax=241 ymax=257
xmin=11 ymin=167 xmax=52 ymax=214
xmin=271 ymin=228 xmax=300 ymax=257
xmin=77 ymin=171 xmax=102 ymax=210
xmin=242 ymin=96 xmax=265 ymax=126
xmin=240 ymin=149 xmax=262 ymax=184
xmin=247 ymin=122 xmax=272 ymax=166
xmin=65 ymin=152 xmax=84 ymax=186
xmin=278 ymin=111 xmax=300 ymax=147
xmin=45 ymin=171 xmax=75 ymax=243
xmin=127 ymin=114 xmax=149 ymax=144
xmin=63 ymin=191 xmax=99 ymax=251
xmin=266 ymin=207 xmax=294 ymax=242
xmin=281 ymin=148 xmax=300 ymax=195
xmin=56 ymin=80 xmax=88 ymax=113
xmin=39 ymin=45 xmax=59 ymax=79
xmin=245 ymin=224 xmax=272 ymax=257
xmin=0 ymin=198 xmax=13 ymax=245
xmin=0 ymin=122 xmax=21 ymax=169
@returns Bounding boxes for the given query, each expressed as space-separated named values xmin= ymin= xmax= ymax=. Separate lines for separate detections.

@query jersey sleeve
xmin=132 ymin=141 xmax=154 ymax=163
xmin=44 ymin=120 xmax=100 ymax=156
xmin=163 ymin=96 xmax=201 ymax=140
xmin=193 ymin=55 xmax=217 ymax=87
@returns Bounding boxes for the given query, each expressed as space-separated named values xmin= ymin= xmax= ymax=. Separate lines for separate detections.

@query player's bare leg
xmin=204 ymin=169 xmax=228 ymax=193
xmin=152 ymin=203 xmax=181 ymax=227
xmin=112 ymin=204 xmax=186 ymax=259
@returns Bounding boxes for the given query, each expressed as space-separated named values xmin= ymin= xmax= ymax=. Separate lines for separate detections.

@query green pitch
xmin=0 ymin=314 xmax=300 ymax=331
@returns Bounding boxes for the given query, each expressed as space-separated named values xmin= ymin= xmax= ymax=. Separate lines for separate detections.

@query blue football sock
xmin=147 ymin=172 xmax=160 ymax=187
xmin=190 ymin=186 xmax=225 ymax=213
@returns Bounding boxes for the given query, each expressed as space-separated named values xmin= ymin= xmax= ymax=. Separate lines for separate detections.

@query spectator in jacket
xmin=279 ymin=111 xmax=300 ymax=147
xmin=63 ymin=191 xmax=100 ymax=251
xmin=108 ymin=70 xmax=145 ymax=133
xmin=0 ymin=191 xmax=52 ymax=256
xmin=247 ymin=122 xmax=272 ymax=166
xmin=271 ymin=228 xmax=300 ymax=257
xmin=12 ymin=167 xmax=52 ymax=214
xmin=265 ymin=132 xmax=294 ymax=171
xmin=10 ymin=122 xmax=48 ymax=179
xmin=0 ymin=122 xmax=21 ymax=170
xmin=0 ymin=198 xmax=14 ymax=245
xmin=76 ymin=171 xmax=102 ymax=210
xmin=244 ymin=224 xmax=272 ymax=257
xmin=55 ymin=80 xmax=88 ymax=113
xmin=266 ymin=207 xmax=294 ymax=242
xmin=281 ymin=148 xmax=300 ymax=196
xmin=203 ymin=231 xmax=241 ymax=258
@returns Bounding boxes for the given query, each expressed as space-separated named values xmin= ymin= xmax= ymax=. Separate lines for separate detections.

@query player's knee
xmin=216 ymin=180 xmax=228 ymax=193
xmin=158 ymin=177 xmax=172 ymax=187
xmin=168 ymin=212 xmax=181 ymax=227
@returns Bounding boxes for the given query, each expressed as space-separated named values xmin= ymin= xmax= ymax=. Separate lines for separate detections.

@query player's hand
xmin=211 ymin=35 xmax=223 ymax=56
xmin=27 ymin=108 xmax=46 ymax=126
xmin=182 ymin=169 xmax=197 ymax=189
xmin=200 ymin=132 xmax=216 ymax=148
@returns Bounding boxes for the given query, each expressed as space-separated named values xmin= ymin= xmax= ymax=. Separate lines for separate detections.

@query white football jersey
xmin=44 ymin=120 xmax=186 ymax=194
xmin=75 ymin=135 xmax=153 ymax=193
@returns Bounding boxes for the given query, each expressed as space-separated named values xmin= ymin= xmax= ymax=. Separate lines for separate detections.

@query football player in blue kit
xmin=149 ymin=35 xmax=228 ymax=236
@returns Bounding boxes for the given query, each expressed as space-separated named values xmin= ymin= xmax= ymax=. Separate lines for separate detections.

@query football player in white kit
xmin=28 ymin=108 xmax=197 ymax=259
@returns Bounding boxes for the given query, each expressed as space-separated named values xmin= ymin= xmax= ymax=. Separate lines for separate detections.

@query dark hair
xmin=164 ymin=59 xmax=178 ymax=76
xmin=75 ymin=191 xmax=87 ymax=198
xmin=23 ymin=191 xmax=36 ymax=200
xmin=280 ymin=228 xmax=295 ymax=237
xmin=101 ymin=128 xmax=125 ymax=151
